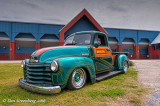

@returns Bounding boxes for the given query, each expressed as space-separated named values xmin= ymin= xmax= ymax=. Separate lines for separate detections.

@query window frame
xmin=64 ymin=33 xmax=93 ymax=46
xmin=93 ymin=33 xmax=109 ymax=47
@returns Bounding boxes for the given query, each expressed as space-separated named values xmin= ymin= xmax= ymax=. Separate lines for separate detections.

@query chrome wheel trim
xmin=72 ymin=68 xmax=86 ymax=89
xmin=123 ymin=62 xmax=128 ymax=73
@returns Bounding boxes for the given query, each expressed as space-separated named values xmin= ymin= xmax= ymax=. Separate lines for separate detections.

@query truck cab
xmin=19 ymin=31 xmax=129 ymax=94
xmin=64 ymin=31 xmax=128 ymax=73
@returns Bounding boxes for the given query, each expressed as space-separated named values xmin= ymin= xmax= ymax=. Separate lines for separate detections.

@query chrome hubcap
xmin=74 ymin=73 xmax=80 ymax=82
xmin=72 ymin=68 xmax=86 ymax=88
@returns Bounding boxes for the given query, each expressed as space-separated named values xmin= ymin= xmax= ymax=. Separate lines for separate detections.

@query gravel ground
xmin=132 ymin=60 xmax=160 ymax=106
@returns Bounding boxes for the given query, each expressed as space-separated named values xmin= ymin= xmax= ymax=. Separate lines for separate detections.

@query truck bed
xmin=112 ymin=52 xmax=128 ymax=56
xmin=112 ymin=52 xmax=128 ymax=65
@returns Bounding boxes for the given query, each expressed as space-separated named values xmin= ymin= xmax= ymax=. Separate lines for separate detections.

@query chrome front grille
xmin=25 ymin=63 xmax=52 ymax=85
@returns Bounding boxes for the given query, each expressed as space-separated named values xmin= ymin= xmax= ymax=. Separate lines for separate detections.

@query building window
xmin=155 ymin=43 xmax=160 ymax=50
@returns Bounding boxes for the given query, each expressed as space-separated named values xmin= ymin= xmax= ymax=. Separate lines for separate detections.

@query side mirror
xmin=94 ymin=42 xmax=100 ymax=48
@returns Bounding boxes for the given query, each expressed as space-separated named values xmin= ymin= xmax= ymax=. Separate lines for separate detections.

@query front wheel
xmin=122 ymin=61 xmax=128 ymax=73
xmin=67 ymin=68 xmax=87 ymax=90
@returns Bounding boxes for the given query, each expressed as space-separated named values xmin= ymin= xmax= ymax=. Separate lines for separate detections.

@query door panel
xmin=93 ymin=47 xmax=112 ymax=73
xmin=92 ymin=33 xmax=112 ymax=73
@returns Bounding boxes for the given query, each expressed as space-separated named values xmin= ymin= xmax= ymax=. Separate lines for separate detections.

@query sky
xmin=0 ymin=0 xmax=160 ymax=31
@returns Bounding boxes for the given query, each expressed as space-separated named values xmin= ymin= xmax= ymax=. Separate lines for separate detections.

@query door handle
xmin=106 ymin=49 xmax=110 ymax=51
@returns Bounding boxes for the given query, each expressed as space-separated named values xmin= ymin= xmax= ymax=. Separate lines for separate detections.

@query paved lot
xmin=0 ymin=60 xmax=21 ymax=63
xmin=132 ymin=60 xmax=160 ymax=106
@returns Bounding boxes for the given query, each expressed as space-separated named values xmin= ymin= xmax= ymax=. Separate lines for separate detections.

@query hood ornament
xmin=30 ymin=56 xmax=38 ymax=63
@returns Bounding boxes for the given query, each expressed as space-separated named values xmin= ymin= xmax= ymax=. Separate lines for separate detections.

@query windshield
xmin=64 ymin=33 xmax=92 ymax=45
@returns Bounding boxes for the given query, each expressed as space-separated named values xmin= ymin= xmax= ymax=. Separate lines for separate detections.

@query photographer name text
xmin=3 ymin=99 xmax=46 ymax=103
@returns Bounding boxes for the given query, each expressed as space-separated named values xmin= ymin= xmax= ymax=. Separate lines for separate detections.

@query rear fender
xmin=115 ymin=54 xmax=128 ymax=70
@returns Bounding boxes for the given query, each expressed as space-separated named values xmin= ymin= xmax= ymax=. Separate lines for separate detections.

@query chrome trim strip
xmin=19 ymin=78 xmax=61 ymax=94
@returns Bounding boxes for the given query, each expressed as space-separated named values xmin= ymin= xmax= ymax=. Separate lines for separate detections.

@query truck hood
xmin=33 ymin=46 xmax=90 ymax=63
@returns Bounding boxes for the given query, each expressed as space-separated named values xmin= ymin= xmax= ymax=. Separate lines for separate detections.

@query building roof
xmin=59 ymin=8 xmax=108 ymax=35
xmin=59 ymin=8 xmax=108 ymax=45
xmin=0 ymin=20 xmax=160 ymax=32
xmin=151 ymin=33 xmax=160 ymax=44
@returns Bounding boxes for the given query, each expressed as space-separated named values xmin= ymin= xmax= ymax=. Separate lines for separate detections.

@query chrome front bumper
xmin=19 ymin=78 xmax=61 ymax=94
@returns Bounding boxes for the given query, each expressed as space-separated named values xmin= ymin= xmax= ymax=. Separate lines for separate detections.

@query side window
xmin=155 ymin=43 xmax=160 ymax=50
xmin=94 ymin=34 xmax=107 ymax=46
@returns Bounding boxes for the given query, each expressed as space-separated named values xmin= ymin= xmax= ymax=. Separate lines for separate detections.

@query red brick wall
xmin=148 ymin=46 xmax=160 ymax=59
xmin=133 ymin=46 xmax=139 ymax=59
xmin=0 ymin=53 xmax=9 ymax=60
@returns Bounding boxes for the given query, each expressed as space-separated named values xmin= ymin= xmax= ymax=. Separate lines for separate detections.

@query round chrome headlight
xmin=21 ymin=60 xmax=25 ymax=68
xmin=50 ymin=60 xmax=58 ymax=72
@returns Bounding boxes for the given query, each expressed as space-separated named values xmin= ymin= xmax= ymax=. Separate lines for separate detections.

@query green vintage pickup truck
xmin=19 ymin=31 xmax=130 ymax=94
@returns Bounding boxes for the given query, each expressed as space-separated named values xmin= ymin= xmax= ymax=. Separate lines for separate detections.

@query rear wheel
xmin=122 ymin=61 xmax=128 ymax=73
xmin=67 ymin=68 xmax=87 ymax=90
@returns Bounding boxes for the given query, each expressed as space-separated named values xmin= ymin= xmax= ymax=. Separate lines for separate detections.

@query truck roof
xmin=74 ymin=31 xmax=106 ymax=35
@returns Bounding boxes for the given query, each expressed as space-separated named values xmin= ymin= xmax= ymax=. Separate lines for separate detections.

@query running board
xmin=96 ymin=71 xmax=122 ymax=82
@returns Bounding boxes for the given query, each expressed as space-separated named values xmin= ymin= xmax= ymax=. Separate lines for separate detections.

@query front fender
xmin=23 ymin=59 xmax=30 ymax=79
xmin=52 ymin=57 xmax=96 ymax=89
xmin=115 ymin=54 xmax=129 ymax=70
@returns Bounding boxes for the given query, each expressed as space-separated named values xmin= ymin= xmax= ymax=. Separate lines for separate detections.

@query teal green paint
xmin=22 ymin=31 xmax=130 ymax=91
xmin=116 ymin=54 xmax=128 ymax=70
xmin=39 ymin=46 xmax=89 ymax=63
xmin=51 ymin=57 xmax=96 ymax=89
xmin=111 ymin=66 xmax=116 ymax=71
xmin=92 ymin=56 xmax=112 ymax=73
xmin=25 ymin=59 xmax=30 ymax=64
xmin=38 ymin=31 xmax=128 ymax=88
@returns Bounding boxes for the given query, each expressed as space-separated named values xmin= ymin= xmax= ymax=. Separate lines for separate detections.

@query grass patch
xmin=127 ymin=85 xmax=138 ymax=88
xmin=131 ymin=87 xmax=149 ymax=96
xmin=132 ymin=62 xmax=135 ymax=66
xmin=129 ymin=97 xmax=141 ymax=106
xmin=88 ymin=88 xmax=125 ymax=99
xmin=101 ymin=88 xmax=125 ymax=97
xmin=0 ymin=63 xmax=149 ymax=105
